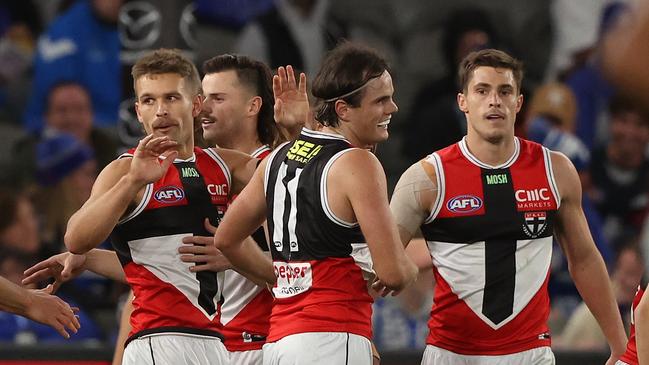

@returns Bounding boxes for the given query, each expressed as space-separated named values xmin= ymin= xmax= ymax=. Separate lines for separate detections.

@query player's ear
xmin=457 ymin=92 xmax=468 ymax=113
xmin=335 ymin=99 xmax=349 ymax=123
xmin=248 ymin=96 xmax=262 ymax=116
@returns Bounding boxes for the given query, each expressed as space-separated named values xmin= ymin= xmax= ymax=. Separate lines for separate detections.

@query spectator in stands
xmin=588 ymin=96 xmax=649 ymax=246
xmin=565 ymin=1 xmax=629 ymax=149
xmin=235 ymin=0 xmax=347 ymax=77
xmin=24 ymin=0 xmax=123 ymax=131
xmin=402 ymin=8 xmax=499 ymax=163
xmin=558 ymin=243 xmax=643 ymax=351
xmin=0 ymin=189 xmax=40 ymax=257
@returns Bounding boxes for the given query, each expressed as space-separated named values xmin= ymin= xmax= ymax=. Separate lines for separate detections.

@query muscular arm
xmin=552 ymin=151 xmax=627 ymax=360
xmin=332 ymin=150 xmax=418 ymax=291
xmin=390 ymin=161 xmax=438 ymax=248
xmin=637 ymin=290 xmax=649 ymax=365
xmin=66 ymin=135 xmax=178 ymax=254
xmin=214 ymin=157 xmax=275 ymax=286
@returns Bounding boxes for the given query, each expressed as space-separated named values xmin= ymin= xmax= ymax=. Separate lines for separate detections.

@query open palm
xmin=273 ymin=65 xmax=309 ymax=137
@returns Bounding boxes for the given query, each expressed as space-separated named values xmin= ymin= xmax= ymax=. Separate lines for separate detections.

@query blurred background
xmin=0 ymin=0 xmax=647 ymax=364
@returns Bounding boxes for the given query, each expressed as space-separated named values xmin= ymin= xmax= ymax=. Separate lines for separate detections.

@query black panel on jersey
xmin=480 ymin=169 xmax=517 ymax=324
xmin=266 ymin=133 xmax=366 ymax=261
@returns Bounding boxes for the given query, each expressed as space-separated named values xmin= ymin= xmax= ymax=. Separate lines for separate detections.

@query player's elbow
xmin=64 ymin=230 xmax=91 ymax=254
xmin=376 ymin=259 xmax=418 ymax=291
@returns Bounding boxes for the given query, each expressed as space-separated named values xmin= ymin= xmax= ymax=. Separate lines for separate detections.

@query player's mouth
xmin=153 ymin=118 xmax=178 ymax=132
xmin=484 ymin=111 xmax=506 ymax=121
xmin=377 ymin=118 xmax=391 ymax=129
xmin=201 ymin=116 xmax=216 ymax=128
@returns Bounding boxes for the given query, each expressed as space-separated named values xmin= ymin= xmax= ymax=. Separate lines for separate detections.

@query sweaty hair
xmin=458 ymin=48 xmax=523 ymax=94
xmin=312 ymin=42 xmax=390 ymax=127
xmin=131 ymin=48 xmax=201 ymax=96
xmin=202 ymin=54 xmax=279 ymax=148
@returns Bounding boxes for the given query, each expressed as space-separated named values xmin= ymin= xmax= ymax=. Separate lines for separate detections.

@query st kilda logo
xmin=523 ymin=211 xmax=547 ymax=238
xmin=154 ymin=186 xmax=184 ymax=204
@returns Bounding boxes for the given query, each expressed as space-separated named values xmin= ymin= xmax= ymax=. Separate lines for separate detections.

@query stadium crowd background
xmin=0 ymin=0 xmax=647 ymax=363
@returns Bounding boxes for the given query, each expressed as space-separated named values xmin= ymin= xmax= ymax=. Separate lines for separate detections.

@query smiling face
xmin=200 ymin=70 xmax=257 ymax=146
xmin=339 ymin=70 xmax=398 ymax=147
xmin=134 ymin=73 xmax=201 ymax=148
xmin=457 ymin=66 xmax=523 ymax=144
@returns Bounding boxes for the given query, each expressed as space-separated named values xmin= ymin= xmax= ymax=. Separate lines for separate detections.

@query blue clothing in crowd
xmin=24 ymin=0 xmax=120 ymax=131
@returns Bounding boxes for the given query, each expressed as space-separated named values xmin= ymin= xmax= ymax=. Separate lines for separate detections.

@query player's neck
xmin=465 ymin=133 xmax=516 ymax=167
xmin=225 ymin=135 xmax=263 ymax=156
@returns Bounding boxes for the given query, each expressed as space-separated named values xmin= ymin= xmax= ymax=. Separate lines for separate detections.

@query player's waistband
xmin=125 ymin=327 xmax=224 ymax=348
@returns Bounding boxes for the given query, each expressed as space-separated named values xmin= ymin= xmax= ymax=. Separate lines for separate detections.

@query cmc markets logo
xmin=447 ymin=195 xmax=482 ymax=214
xmin=118 ymin=1 xmax=162 ymax=49
xmin=154 ymin=186 xmax=184 ymax=204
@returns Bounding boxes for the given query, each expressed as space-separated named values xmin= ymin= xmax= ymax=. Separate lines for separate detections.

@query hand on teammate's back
xmin=179 ymin=218 xmax=233 ymax=272
xmin=22 ymin=252 xmax=87 ymax=292
xmin=22 ymin=285 xmax=81 ymax=339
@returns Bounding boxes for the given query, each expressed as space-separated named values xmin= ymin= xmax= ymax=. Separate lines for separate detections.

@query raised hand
xmin=23 ymin=285 xmax=81 ymax=339
xmin=273 ymin=65 xmax=309 ymax=138
xmin=179 ymin=218 xmax=232 ymax=272
xmin=23 ymin=252 xmax=87 ymax=292
xmin=128 ymin=134 xmax=179 ymax=186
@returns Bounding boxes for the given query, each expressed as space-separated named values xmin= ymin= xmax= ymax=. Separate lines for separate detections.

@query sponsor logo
xmin=523 ymin=211 xmax=548 ymax=238
xmin=207 ymin=183 xmax=228 ymax=196
xmin=447 ymin=195 xmax=482 ymax=214
xmin=118 ymin=1 xmax=162 ymax=50
xmin=485 ymin=173 xmax=508 ymax=185
xmin=273 ymin=261 xmax=312 ymax=298
xmin=515 ymin=188 xmax=552 ymax=209
xmin=181 ymin=167 xmax=199 ymax=178
xmin=286 ymin=140 xmax=322 ymax=164
xmin=154 ymin=186 xmax=184 ymax=203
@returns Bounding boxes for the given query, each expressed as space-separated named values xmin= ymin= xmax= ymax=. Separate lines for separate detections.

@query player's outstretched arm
xmin=334 ymin=149 xmax=418 ymax=292
xmin=0 ymin=276 xmax=80 ymax=339
xmin=22 ymin=249 xmax=125 ymax=290
xmin=215 ymin=157 xmax=275 ymax=286
xmin=66 ymin=135 xmax=179 ymax=253
xmin=273 ymin=65 xmax=309 ymax=139
xmin=637 ymin=288 xmax=649 ymax=365
xmin=552 ymin=151 xmax=627 ymax=363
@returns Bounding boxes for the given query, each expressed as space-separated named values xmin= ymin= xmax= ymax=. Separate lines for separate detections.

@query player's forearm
xmin=0 ymin=277 xmax=30 ymax=315
xmin=220 ymin=238 xmax=275 ymax=286
xmin=569 ymin=252 xmax=627 ymax=355
xmin=65 ymin=175 xmax=142 ymax=253
xmin=85 ymin=249 xmax=126 ymax=282
xmin=636 ymin=293 xmax=649 ymax=365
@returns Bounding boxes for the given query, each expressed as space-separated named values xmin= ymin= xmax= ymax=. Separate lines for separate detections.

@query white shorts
xmin=230 ymin=349 xmax=263 ymax=365
xmin=421 ymin=345 xmax=555 ymax=365
xmin=263 ymin=332 xmax=372 ymax=365
xmin=122 ymin=333 xmax=228 ymax=365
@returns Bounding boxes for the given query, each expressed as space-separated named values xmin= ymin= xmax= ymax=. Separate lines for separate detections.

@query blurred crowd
xmin=0 ymin=0 xmax=647 ymax=354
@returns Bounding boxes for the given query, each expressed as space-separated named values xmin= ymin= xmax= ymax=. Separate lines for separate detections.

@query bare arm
xmin=66 ymin=135 xmax=178 ymax=254
xmin=23 ymin=249 xmax=126 ymax=289
xmin=637 ymin=289 xmax=649 ymax=365
xmin=112 ymin=291 xmax=134 ymax=365
xmin=552 ymin=151 xmax=627 ymax=362
xmin=215 ymin=147 xmax=258 ymax=196
xmin=0 ymin=276 xmax=80 ymax=338
xmin=332 ymin=149 xmax=418 ymax=291
xmin=214 ymin=157 xmax=275 ymax=286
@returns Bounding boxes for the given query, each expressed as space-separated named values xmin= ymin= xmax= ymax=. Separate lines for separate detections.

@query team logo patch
xmin=154 ymin=186 xmax=185 ymax=203
xmin=523 ymin=211 xmax=547 ymax=238
xmin=447 ymin=195 xmax=483 ymax=214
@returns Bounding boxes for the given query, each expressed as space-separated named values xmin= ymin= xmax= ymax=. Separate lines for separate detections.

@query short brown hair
xmin=312 ymin=42 xmax=390 ymax=127
xmin=458 ymin=49 xmax=523 ymax=93
xmin=202 ymin=54 xmax=279 ymax=147
xmin=131 ymin=48 xmax=201 ymax=96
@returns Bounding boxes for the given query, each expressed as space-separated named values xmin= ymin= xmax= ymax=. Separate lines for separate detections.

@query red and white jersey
xmin=111 ymin=147 xmax=231 ymax=342
xmin=263 ymin=129 xmax=374 ymax=342
xmin=420 ymin=137 xmax=560 ymax=355
xmin=221 ymin=144 xmax=273 ymax=351
xmin=620 ymin=278 xmax=647 ymax=365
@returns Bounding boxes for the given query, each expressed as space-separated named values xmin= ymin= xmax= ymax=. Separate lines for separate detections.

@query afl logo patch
xmin=154 ymin=186 xmax=184 ymax=203
xmin=447 ymin=195 xmax=482 ymax=213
